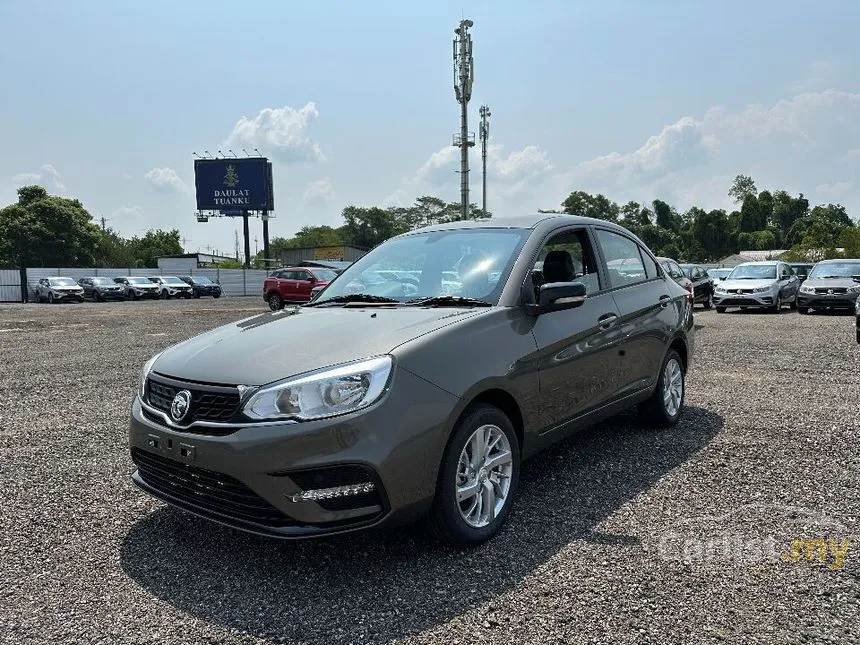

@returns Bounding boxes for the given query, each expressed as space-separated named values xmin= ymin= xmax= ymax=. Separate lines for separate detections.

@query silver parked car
xmin=713 ymin=261 xmax=799 ymax=313
xmin=78 ymin=276 xmax=126 ymax=301
xmin=796 ymin=259 xmax=860 ymax=314
xmin=147 ymin=276 xmax=194 ymax=299
xmin=114 ymin=276 xmax=160 ymax=300
xmin=33 ymin=277 xmax=85 ymax=303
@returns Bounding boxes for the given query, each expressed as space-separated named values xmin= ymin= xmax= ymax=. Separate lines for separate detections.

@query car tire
xmin=193 ymin=293 xmax=200 ymax=299
xmin=213 ymin=294 xmax=220 ymax=299
xmin=771 ymin=294 xmax=781 ymax=314
xmin=856 ymin=324 xmax=860 ymax=344
xmin=639 ymin=348 xmax=685 ymax=428
xmin=427 ymin=404 xmax=520 ymax=547
xmin=716 ymin=306 xmax=726 ymax=313
xmin=267 ymin=293 xmax=284 ymax=311
xmin=798 ymin=307 xmax=808 ymax=315
xmin=48 ymin=293 xmax=55 ymax=304
xmin=161 ymin=290 xmax=170 ymax=300
xmin=703 ymin=294 xmax=713 ymax=309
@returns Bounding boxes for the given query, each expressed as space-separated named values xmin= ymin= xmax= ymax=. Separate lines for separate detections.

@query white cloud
xmin=560 ymin=89 xmax=860 ymax=214
xmin=144 ymin=167 xmax=187 ymax=194
xmin=302 ymin=177 xmax=334 ymax=203
xmin=12 ymin=163 xmax=66 ymax=192
xmin=223 ymin=103 xmax=324 ymax=164
xmin=815 ymin=181 xmax=854 ymax=198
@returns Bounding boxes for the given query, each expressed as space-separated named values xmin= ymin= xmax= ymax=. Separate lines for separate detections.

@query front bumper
xmin=167 ymin=288 xmax=193 ymax=297
xmin=128 ymin=366 xmax=458 ymax=539
xmin=134 ymin=289 xmax=160 ymax=299
xmin=51 ymin=291 xmax=84 ymax=301
xmin=797 ymin=291 xmax=859 ymax=310
xmin=713 ymin=291 xmax=776 ymax=308
xmin=96 ymin=289 xmax=125 ymax=300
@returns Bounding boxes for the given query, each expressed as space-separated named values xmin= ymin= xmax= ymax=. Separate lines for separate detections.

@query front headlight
xmin=715 ymin=286 xmax=726 ymax=294
xmin=800 ymin=284 xmax=815 ymax=294
xmin=243 ymin=356 xmax=393 ymax=421
xmin=847 ymin=284 xmax=860 ymax=293
xmin=139 ymin=353 xmax=161 ymax=398
xmin=753 ymin=285 xmax=772 ymax=293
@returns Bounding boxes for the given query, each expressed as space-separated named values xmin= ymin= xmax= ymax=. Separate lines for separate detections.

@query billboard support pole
xmin=262 ymin=211 xmax=270 ymax=268
xmin=242 ymin=211 xmax=251 ymax=268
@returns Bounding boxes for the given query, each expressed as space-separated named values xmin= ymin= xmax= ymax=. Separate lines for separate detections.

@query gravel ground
xmin=0 ymin=298 xmax=858 ymax=645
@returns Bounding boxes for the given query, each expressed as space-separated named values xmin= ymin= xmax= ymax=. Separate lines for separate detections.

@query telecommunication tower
xmin=453 ymin=19 xmax=475 ymax=219
xmin=479 ymin=105 xmax=491 ymax=219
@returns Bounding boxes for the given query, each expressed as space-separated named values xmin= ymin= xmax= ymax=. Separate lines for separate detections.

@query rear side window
xmin=596 ymin=229 xmax=656 ymax=288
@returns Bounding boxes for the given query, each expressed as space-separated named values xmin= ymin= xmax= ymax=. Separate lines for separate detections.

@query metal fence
xmin=20 ymin=267 xmax=274 ymax=300
xmin=0 ymin=269 xmax=22 ymax=302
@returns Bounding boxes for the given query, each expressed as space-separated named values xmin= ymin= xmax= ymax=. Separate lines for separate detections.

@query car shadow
xmin=119 ymin=405 xmax=723 ymax=644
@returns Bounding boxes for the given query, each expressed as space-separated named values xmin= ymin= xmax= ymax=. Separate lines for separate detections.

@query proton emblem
xmin=170 ymin=390 xmax=192 ymax=422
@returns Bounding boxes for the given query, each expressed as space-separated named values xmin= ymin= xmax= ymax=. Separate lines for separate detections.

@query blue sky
xmin=2 ymin=0 xmax=859 ymax=255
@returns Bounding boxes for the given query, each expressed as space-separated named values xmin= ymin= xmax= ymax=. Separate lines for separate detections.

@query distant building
xmin=279 ymin=245 xmax=367 ymax=266
xmin=713 ymin=250 xmax=789 ymax=267
xmin=156 ymin=253 xmax=236 ymax=273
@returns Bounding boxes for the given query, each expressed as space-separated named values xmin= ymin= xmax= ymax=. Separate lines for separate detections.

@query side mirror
xmin=534 ymin=282 xmax=587 ymax=314
xmin=306 ymin=276 xmax=316 ymax=283
xmin=852 ymin=275 xmax=860 ymax=283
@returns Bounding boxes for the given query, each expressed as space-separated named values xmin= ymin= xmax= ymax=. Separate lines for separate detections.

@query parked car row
xmin=33 ymin=275 xmax=223 ymax=303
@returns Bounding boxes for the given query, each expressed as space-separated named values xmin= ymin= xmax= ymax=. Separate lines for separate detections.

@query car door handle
xmin=598 ymin=313 xmax=618 ymax=329
xmin=659 ymin=295 xmax=671 ymax=308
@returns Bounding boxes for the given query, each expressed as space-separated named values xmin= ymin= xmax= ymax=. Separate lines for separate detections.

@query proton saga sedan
xmin=796 ymin=259 xmax=860 ymax=314
xmin=713 ymin=261 xmax=799 ymax=313
xmin=129 ymin=214 xmax=694 ymax=546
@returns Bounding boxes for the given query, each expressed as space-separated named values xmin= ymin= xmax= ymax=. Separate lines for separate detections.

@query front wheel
xmin=703 ymin=294 xmax=713 ymax=309
xmin=213 ymin=293 xmax=220 ymax=299
xmin=48 ymin=293 xmax=55 ymax=304
xmin=161 ymin=290 xmax=170 ymax=300
xmin=798 ymin=306 xmax=809 ymax=315
xmin=267 ymin=293 xmax=284 ymax=310
xmin=428 ymin=404 xmax=520 ymax=547
xmin=716 ymin=306 xmax=726 ymax=313
xmin=770 ymin=294 xmax=782 ymax=313
xmin=639 ymin=349 xmax=685 ymax=427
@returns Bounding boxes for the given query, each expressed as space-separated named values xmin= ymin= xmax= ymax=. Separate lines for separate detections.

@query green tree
xmin=653 ymin=199 xmax=680 ymax=232
xmin=125 ymin=229 xmax=183 ymax=268
xmin=689 ymin=208 xmax=730 ymax=260
xmin=737 ymin=195 xmax=768 ymax=233
xmin=340 ymin=206 xmax=405 ymax=249
xmin=0 ymin=186 xmax=103 ymax=267
xmin=771 ymin=191 xmax=808 ymax=239
xmin=729 ymin=174 xmax=757 ymax=204
xmin=561 ymin=191 xmax=620 ymax=222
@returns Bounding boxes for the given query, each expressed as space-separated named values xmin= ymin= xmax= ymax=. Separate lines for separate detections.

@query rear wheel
xmin=856 ymin=323 xmax=860 ymax=344
xmin=48 ymin=293 xmax=55 ymax=304
xmin=161 ymin=290 xmax=170 ymax=300
xmin=639 ymin=349 xmax=685 ymax=427
xmin=428 ymin=404 xmax=520 ymax=547
xmin=267 ymin=293 xmax=284 ymax=310
xmin=798 ymin=306 xmax=809 ymax=315
xmin=716 ymin=306 xmax=726 ymax=313
xmin=213 ymin=294 xmax=220 ymax=299
xmin=703 ymin=294 xmax=713 ymax=309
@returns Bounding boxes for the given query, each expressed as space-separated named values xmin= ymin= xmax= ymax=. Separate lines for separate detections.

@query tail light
xmin=684 ymin=282 xmax=694 ymax=300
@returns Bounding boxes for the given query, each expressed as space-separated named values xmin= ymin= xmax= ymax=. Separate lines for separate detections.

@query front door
xmin=529 ymin=228 xmax=625 ymax=431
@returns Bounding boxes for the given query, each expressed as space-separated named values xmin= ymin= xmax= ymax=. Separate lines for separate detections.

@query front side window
xmin=531 ymin=229 xmax=601 ymax=296
xmin=318 ymin=228 xmax=528 ymax=304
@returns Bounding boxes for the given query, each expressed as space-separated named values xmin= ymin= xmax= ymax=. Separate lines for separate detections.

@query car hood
xmin=719 ymin=279 xmax=776 ymax=290
xmin=152 ymin=305 xmax=483 ymax=386
xmin=802 ymin=278 xmax=858 ymax=289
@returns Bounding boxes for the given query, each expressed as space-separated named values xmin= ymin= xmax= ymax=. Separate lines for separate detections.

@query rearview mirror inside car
xmin=534 ymin=282 xmax=587 ymax=314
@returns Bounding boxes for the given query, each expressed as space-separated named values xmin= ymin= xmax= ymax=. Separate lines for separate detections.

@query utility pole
xmin=242 ymin=211 xmax=251 ymax=268
xmin=453 ymin=19 xmax=475 ymax=220
xmin=479 ymin=105 xmax=491 ymax=219
xmin=234 ymin=230 xmax=240 ymax=261
xmin=262 ymin=211 xmax=270 ymax=268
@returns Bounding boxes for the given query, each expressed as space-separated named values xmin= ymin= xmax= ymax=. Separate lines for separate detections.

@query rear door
xmin=594 ymin=228 xmax=677 ymax=398
xmin=280 ymin=271 xmax=300 ymax=301
xmin=529 ymin=227 xmax=625 ymax=430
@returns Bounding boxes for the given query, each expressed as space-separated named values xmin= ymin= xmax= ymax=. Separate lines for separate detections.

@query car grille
xmin=146 ymin=376 xmax=241 ymax=427
xmin=815 ymin=287 xmax=848 ymax=294
xmin=132 ymin=448 xmax=296 ymax=527
xmin=720 ymin=298 xmax=763 ymax=306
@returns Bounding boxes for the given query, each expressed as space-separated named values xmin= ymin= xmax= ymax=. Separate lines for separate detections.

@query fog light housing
xmin=288 ymin=482 xmax=376 ymax=503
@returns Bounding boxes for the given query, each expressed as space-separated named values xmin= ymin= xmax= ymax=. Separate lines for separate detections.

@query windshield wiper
xmin=306 ymin=293 xmax=401 ymax=306
xmin=406 ymin=295 xmax=492 ymax=307
xmin=818 ymin=275 xmax=841 ymax=279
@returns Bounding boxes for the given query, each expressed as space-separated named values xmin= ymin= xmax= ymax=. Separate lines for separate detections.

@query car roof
xmin=817 ymin=258 xmax=860 ymax=263
xmin=736 ymin=261 xmax=781 ymax=266
xmin=403 ymin=213 xmax=621 ymax=234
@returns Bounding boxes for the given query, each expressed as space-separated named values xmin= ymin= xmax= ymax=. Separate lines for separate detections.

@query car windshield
xmin=808 ymin=262 xmax=860 ymax=279
xmin=127 ymin=277 xmax=152 ymax=285
xmin=316 ymin=228 xmax=529 ymax=304
xmin=192 ymin=276 xmax=213 ymax=285
xmin=161 ymin=277 xmax=186 ymax=285
xmin=309 ymin=268 xmax=337 ymax=281
xmin=49 ymin=278 xmax=77 ymax=286
xmin=680 ymin=265 xmax=694 ymax=277
xmin=91 ymin=277 xmax=112 ymax=285
xmin=708 ymin=269 xmax=731 ymax=278
xmin=729 ymin=265 xmax=776 ymax=280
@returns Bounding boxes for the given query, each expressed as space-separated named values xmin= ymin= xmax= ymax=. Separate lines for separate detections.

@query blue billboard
xmin=194 ymin=157 xmax=271 ymax=212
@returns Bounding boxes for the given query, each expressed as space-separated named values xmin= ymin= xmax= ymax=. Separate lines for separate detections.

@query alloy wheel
xmin=662 ymin=358 xmax=683 ymax=417
xmin=455 ymin=424 xmax=513 ymax=528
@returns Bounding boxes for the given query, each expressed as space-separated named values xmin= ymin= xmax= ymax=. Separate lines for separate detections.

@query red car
xmin=263 ymin=266 xmax=337 ymax=310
